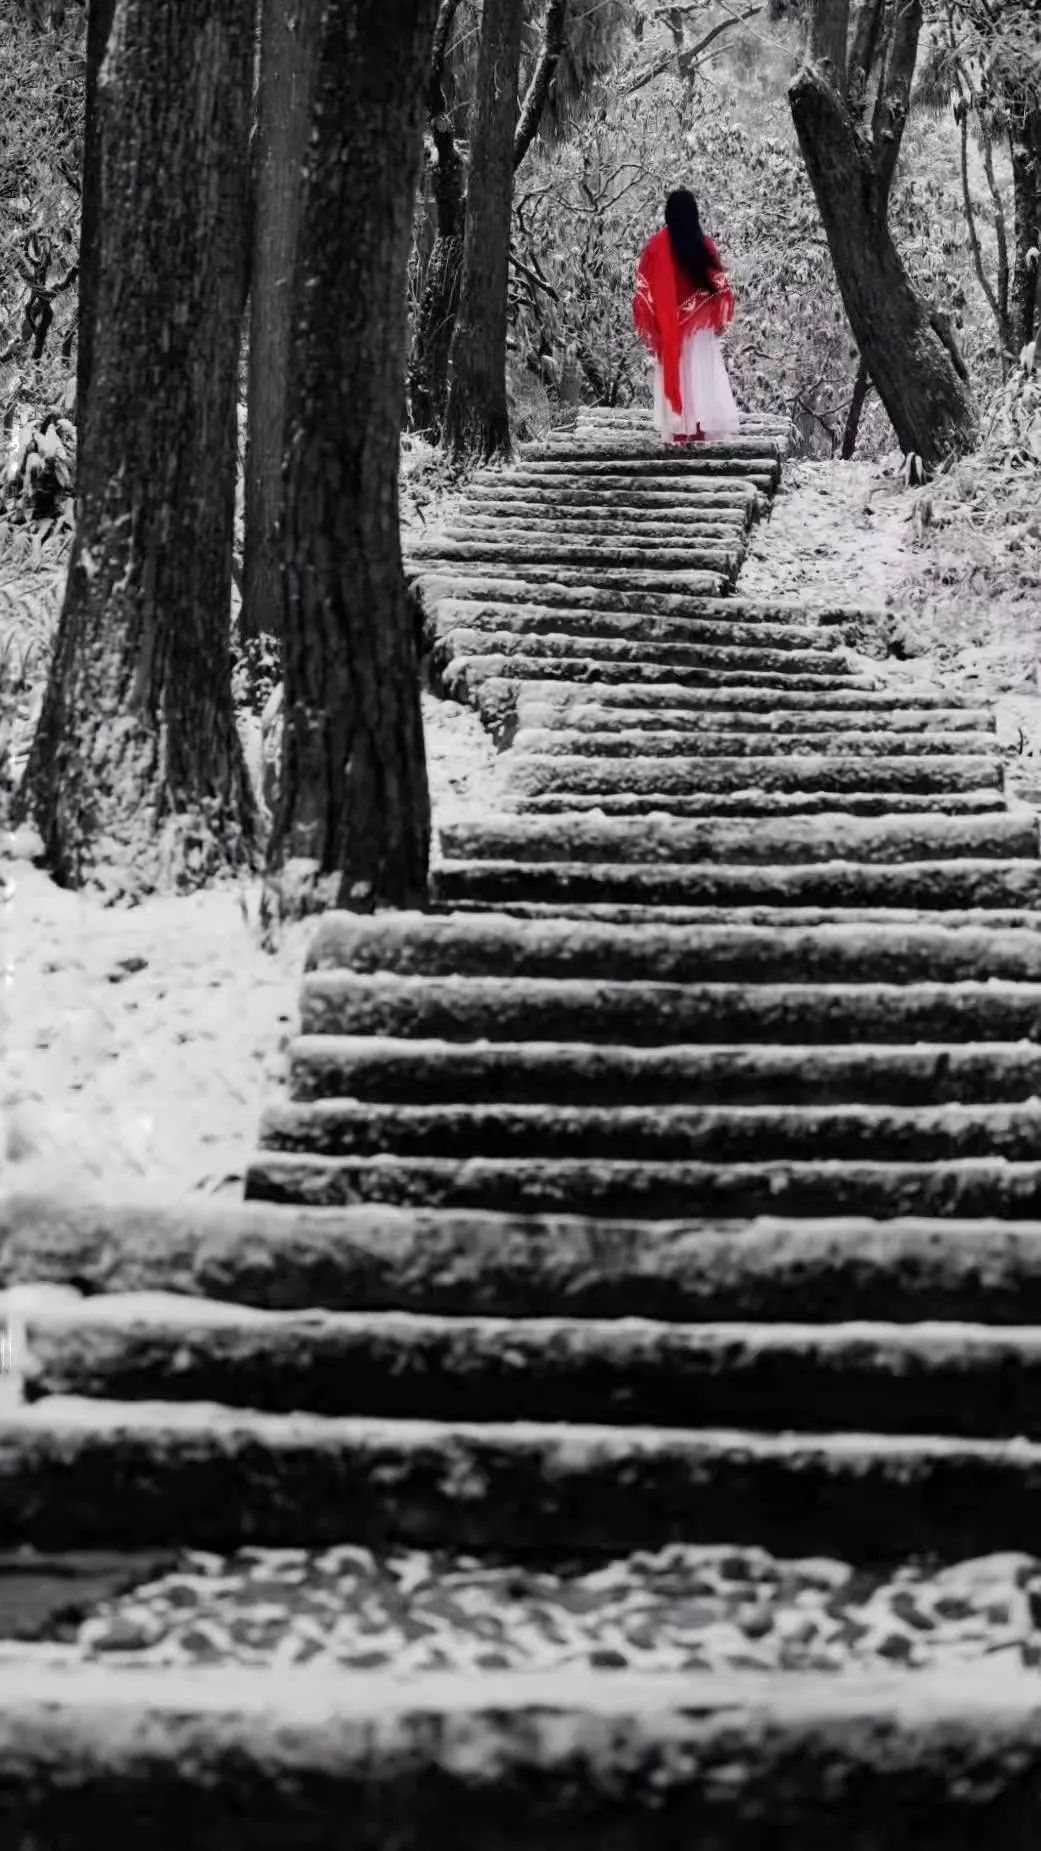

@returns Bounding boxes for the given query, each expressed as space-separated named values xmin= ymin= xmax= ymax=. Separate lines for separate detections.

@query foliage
xmin=906 ymin=337 xmax=1041 ymax=624
xmin=509 ymin=4 xmax=1009 ymax=453
xmin=0 ymin=0 xmax=84 ymax=526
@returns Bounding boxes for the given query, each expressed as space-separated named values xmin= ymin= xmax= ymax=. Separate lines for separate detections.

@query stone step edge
xmin=3 ymin=1661 xmax=1040 ymax=1848
xmin=9 ymin=1398 xmax=1041 ymax=1558
xmin=9 ymin=1193 xmax=1041 ymax=1319
xmin=21 ymin=1291 xmax=1041 ymax=1437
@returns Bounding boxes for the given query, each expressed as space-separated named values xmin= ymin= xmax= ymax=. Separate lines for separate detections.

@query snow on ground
xmin=0 ymin=692 xmax=497 ymax=1203
xmin=745 ymin=454 xmax=1041 ymax=764
xmin=740 ymin=456 xmax=914 ymax=614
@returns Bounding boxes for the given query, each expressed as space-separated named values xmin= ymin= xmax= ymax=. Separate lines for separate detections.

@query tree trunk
xmin=268 ymin=0 xmax=435 ymax=916
xmin=840 ymin=353 xmax=872 ymax=457
xmin=513 ymin=0 xmax=568 ymax=169
xmin=443 ymin=0 xmax=525 ymax=460
xmin=242 ymin=0 xmax=320 ymax=643
xmin=18 ymin=0 xmax=257 ymax=895
xmin=407 ymin=0 xmax=465 ymax=438
xmin=1010 ymin=104 xmax=1041 ymax=353
xmin=408 ymin=0 xmax=564 ymax=440
xmin=408 ymin=222 xmax=465 ymax=437
xmin=75 ymin=0 xmax=117 ymax=433
xmin=790 ymin=58 xmax=978 ymax=468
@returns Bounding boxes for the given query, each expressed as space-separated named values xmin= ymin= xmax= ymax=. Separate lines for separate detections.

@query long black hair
xmin=665 ymin=188 xmax=716 ymax=291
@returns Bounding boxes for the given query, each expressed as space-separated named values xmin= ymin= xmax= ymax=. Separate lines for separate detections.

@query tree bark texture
xmin=840 ymin=353 xmax=871 ymax=457
xmin=75 ymin=0 xmax=117 ymax=433
xmin=242 ymin=0 xmax=319 ymax=643
xmin=407 ymin=0 xmax=465 ymax=437
xmin=1010 ymin=103 xmax=1041 ymax=352
xmin=19 ymin=0 xmax=257 ymax=895
xmin=443 ymin=0 xmax=525 ymax=461
xmin=408 ymin=217 xmax=465 ymax=437
xmin=790 ymin=46 xmax=978 ymax=468
xmin=269 ymin=0 xmax=435 ymax=915
xmin=513 ymin=0 xmax=568 ymax=169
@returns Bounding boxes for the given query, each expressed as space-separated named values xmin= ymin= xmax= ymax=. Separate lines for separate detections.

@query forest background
xmin=0 ymin=0 xmax=1039 ymax=1195
xmin=0 ymin=0 xmax=1039 ymax=833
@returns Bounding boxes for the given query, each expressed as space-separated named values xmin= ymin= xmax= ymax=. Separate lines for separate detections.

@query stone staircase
xmin=5 ymin=406 xmax=1041 ymax=1841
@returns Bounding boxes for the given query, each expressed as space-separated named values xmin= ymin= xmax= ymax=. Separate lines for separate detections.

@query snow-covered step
xmin=9 ymin=1194 xmax=1041 ymax=1325
xmin=510 ymin=729 xmax=995 ymax=758
xmin=513 ymin=694 xmax=994 ymax=732
xmin=411 ymin=537 xmax=743 ymax=575
xmin=303 ymin=912 xmax=1041 ymax=987
xmin=429 ymin=601 xmax=837 ymax=650
xmin=21 ymin=1293 xmax=1041 ymax=1438
xmin=508 ymin=790 xmax=1007 ymax=818
xmin=437 ymin=809 xmax=1035 ymax=865
xmin=245 ymin=1150 xmax=1041 ymax=1221
xmin=434 ymin=859 xmax=1041 ymax=911
xmin=10 ymin=1396 xmax=1041 ymax=1557
xmin=297 ymin=971 xmax=1041 ymax=1046
xmin=4 ymin=1662 xmax=1039 ymax=1848
xmin=287 ymin=1035 xmax=1041 ymax=1108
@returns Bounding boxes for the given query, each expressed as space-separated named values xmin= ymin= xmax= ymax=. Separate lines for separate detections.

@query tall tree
xmin=407 ymin=0 xmax=467 ymax=438
xmin=18 ymin=0 xmax=257 ymax=892
xmin=241 ymin=0 xmax=319 ymax=643
xmin=76 ymin=0 xmax=116 ymax=430
xmin=443 ymin=0 xmax=526 ymax=458
xmin=268 ymin=0 xmax=436 ymax=915
xmin=921 ymin=0 xmax=1041 ymax=364
xmin=409 ymin=0 xmax=567 ymax=440
xmin=790 ymin=0 xmax=979 ymax=468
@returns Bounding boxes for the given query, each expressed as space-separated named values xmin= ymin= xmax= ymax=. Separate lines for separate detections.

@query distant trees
xmin=924 ymin=0 xmax=1041 ymax=364
xmin=409 ymin=0 xmax=569 ymax=444
xmin=443 ymin=0 xmax=526 ymax=457
xmin=19 ymin=0 xmax=257 ymax=892
xmin=791 ymin=0 xmax=979 ymax=467
xmin=241 ymin=0 xmax=317 ymax=645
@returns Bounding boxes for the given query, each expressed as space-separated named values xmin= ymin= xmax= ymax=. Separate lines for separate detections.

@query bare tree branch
xmin=873 ymin=0 xmax=922 ymax=211
xmin=429 ymin=0 xmax=463 ymax=115
xmin=514 ymin=0 xmax=568 ymax=168
xmin=626 ymin=3 xmax=761 ymax=95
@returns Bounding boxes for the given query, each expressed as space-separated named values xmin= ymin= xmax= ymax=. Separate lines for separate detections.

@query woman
xmin=633 ymin=189 xmax=740 ymax=443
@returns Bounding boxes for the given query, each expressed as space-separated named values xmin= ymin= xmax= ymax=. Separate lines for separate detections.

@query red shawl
xmin=633 ymin=226 xmax=735 ymax=415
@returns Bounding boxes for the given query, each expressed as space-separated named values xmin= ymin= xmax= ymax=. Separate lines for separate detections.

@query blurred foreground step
xmin=10 ymin=1397 xmax=1041 ymax=1555
xmin=21 ymin=1294 xmax=1041 ymax=1436
xmin=4 ymin=1663 xmax=1041 ymax=1850
xmin=11 ymin=1192 xmax=1041 ymax=1323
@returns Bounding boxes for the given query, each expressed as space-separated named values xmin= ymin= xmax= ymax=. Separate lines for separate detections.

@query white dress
xmin=653 ymin=328 xmax=740 ymax=440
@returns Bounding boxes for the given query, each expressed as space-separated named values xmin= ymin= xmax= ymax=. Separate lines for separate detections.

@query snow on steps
xmin=17 ymin=1290 xmax=1041 ymax=1439
xmin=11 ymin=1394 xmax=1041 ymax=1557
xmin=4 ymin=409 xmax=1041 ymax=1829
xmin=9 ymin=1196 xmax=1041 ymax=1324
xmin=4 ymin=1661 xmax=1041 ymax=1848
